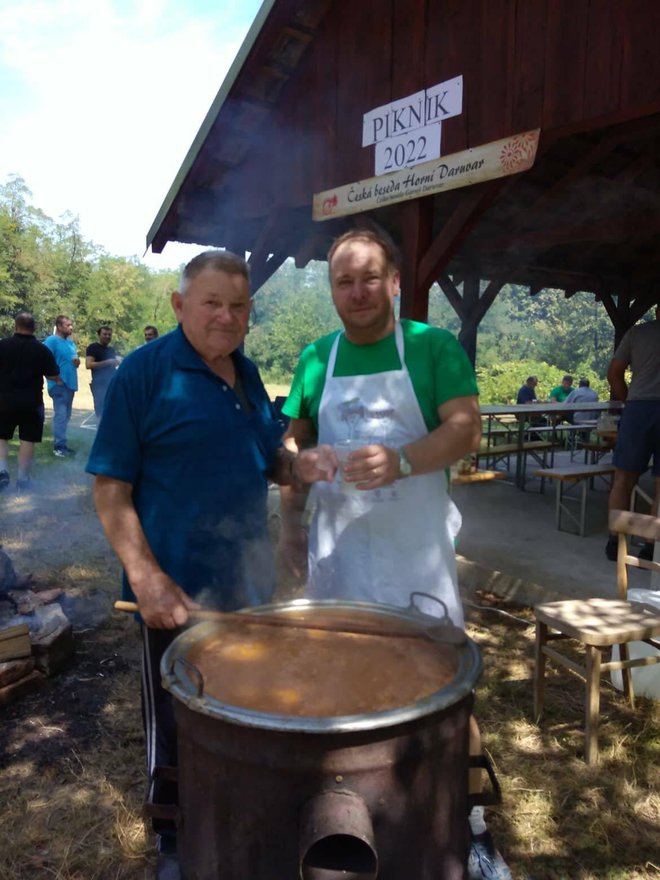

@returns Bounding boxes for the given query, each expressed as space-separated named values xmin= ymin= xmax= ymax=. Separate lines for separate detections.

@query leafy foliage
xmin=0 ymin=176 xmax=179 ymax=353
xmin=246 ymin=260 xmax=340 ymax=382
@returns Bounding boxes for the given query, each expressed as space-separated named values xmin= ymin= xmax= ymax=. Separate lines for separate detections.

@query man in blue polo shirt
xmin=86 ymin=250 xmax=322 ymax=880
xmin=44 ymin=314 xmax=79 ymax=456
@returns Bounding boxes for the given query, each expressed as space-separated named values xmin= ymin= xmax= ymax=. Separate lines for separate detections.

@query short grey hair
xmin=179 ymin=249 xmax=250 ymax=294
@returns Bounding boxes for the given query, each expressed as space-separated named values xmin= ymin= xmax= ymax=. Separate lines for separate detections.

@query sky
xmin=0 ymin=0 xmax=264 ymax=270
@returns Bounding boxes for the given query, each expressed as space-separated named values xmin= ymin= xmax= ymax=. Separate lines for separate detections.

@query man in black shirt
xmin=85 ymin=326 xmax=121 ymax=420
xmin=0 ymin=312 xmax=61 ymax=491
xmin=516 ymin=375 xmax=538 ymax=404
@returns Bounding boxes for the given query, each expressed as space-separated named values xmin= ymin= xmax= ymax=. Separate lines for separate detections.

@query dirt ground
xmin=0 ymin=407 xmax=658 ymax=880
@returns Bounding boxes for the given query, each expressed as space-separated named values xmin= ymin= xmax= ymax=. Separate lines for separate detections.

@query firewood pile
xmin=0 ymin=547 xmax=76 ymax=705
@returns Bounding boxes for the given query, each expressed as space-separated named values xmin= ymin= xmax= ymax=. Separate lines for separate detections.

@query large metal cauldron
xmin=161 ymin=598 xmax=482 ymax=880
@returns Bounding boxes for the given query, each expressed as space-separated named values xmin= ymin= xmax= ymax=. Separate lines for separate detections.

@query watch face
xmin=399 ymin=452 xmax=412 ymax=476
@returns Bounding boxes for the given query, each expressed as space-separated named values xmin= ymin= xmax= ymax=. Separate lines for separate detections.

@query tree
xmin=246 ymin=260 xmax=339 ymax=381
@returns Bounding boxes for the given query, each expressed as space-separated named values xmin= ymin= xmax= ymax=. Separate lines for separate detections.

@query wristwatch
xmin=397 ymin=448 xmax=413 ymax=478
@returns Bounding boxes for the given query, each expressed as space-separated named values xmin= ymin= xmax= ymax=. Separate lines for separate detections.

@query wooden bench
xmin=476 ymin=440 xmax=556 ymax=483
xmin=523 ymin=423 xmax=597 ymax=456
xmin=579 ymin=440 xmax=615 ymax=464
xmin=451 ymin=469 xmax=507 ymax=487
xmin=532 ymin=464 xmax=615 ymax=536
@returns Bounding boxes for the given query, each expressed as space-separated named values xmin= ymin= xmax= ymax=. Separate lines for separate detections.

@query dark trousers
xmin=141 ymin=624 xmax=182 ymax=852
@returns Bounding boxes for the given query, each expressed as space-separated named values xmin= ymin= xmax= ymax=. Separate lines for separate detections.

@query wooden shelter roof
xmin=147 ymin=0 xmax=660 ymax=345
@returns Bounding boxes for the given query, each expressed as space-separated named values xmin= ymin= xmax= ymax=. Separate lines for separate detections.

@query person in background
xmin=564 ymin=377 xmax=598 ymax=424
xmin=516 ymin=375 xmax=538 ymax=404
xmin=604 ymin=305 xmax=660 ymax=562
xmin=44 ymin=315 xmax=79 ymax=457
xmin=548 ymin=374 xmax=573 ymax=402
xmin=278 ymin=229 xmax=511 ymax=880
xmin=87 ymin=250 xmax=320 ymax=880
xmin=144 ymin=325 xmax=159 ymax=343
xmin=85 ymin=326 xmax=121 ymax=420
xmin=0 ymin=312 xmax=61 ymax=491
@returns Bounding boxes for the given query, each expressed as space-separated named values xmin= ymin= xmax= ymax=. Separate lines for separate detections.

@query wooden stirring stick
xmin=113 ymin=600 xmax=463 ymax=643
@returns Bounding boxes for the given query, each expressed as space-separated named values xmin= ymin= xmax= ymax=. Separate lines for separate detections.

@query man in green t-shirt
xmin=279 ymin=229 xmax=511 ymax=880
xmin=548 ymin=375 xmax=573 ymax=402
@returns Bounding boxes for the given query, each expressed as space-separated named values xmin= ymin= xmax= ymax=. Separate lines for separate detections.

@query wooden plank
xmin=392 ymin=0 xmax=425 ymax=99
xmin=542 ymin=0 xmax=589 ymax=129
xmin=535 ymin=598 xmax=660 ymax=647
xmin=303 ymin=7 xmax=339 ymax=193
xmin=425 ymin=0 xmax=476 ymax=155
xmin=511 ymin=0 xmax=547 ymax=132
xmin=0 ymin=635 xmax=32 ymax=663
xmin=0 ymin=656 xmax=35 ymax=689
xmin=619 ymin=1 xmax=660 ymax=110
xmin=451 ymin=470 xmax=507 ymax=486
xmin=0 ymin=669 xmax=44 ymax=706
xmin=609 ymin=510 xmax=660 ymax=544
xmin=532 ymin=465 xmax=615 ymax=481
xmin=477 ymin=441 xmax=554 ymax=457
xmin=583 ymin=2 xmax=624 ymax=119
xmin=0 ymin=622 xmax=29 ymax=641
xmin=334 ymin=0 xmax=392 ymax=187
xmin=476 ymin=0 xmax=516 ymax=144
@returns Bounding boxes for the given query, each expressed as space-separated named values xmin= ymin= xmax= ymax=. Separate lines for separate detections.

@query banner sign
xmin=313 ymin=129 xmax=540 ymax=222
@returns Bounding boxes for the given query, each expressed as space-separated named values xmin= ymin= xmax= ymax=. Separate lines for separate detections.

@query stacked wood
xmin=0 ymin=621 xmax=32 ymax=662
xmin=0 ymin=656 xmax=43 ymax=705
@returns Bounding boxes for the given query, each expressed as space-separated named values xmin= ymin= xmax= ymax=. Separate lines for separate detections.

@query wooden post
xmin=457 ymin=273 xmax=480 ymax=364
xmin=399 ymin=199 xmax=434 ymax=322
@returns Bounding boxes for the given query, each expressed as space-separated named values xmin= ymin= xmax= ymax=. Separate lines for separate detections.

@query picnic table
xmin=480 ymin=401 xmax=623 ymax=489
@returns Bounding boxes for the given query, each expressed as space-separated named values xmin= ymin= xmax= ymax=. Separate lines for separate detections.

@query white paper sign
xmin=362 ymin=76 xmax=462 ymax=147
xmin=374 ymin=122 xmax=442 ymax=176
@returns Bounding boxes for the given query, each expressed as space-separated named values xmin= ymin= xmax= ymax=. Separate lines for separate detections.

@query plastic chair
xmin=533 ymin=509 xmax=660 ymax=763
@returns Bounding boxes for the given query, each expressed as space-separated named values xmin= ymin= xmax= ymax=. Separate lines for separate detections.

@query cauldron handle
xmin=408 ymin=592 xmax=467 ymax=646
xmin=172 ymin=657 xmax=205 ymax=698
xmin=409 ymin=591 xmax=450 ymax=621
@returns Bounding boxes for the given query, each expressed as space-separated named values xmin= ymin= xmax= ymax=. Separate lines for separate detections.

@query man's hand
xmin=341 ymin=443 xmax=400 ymax=489
xmin=295 ymin=444 xmax=337 ymax=483
xmin=131 ymin=571 xmax=201 ymax=629
xmin=72 ymin=357 xmax=81 ymax=368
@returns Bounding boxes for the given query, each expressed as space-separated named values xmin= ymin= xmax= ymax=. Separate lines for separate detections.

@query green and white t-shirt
xmin=283 ymin=319 xmax=478 ymax=432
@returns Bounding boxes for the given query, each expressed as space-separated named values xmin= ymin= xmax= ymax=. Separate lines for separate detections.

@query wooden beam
xmin=437 ymin=274 xmax=467 ymax=320
xmin=474 ymin=211 xmax=660 ymax=254
xmin=294 ymin=233 xmax=332 ymax=267
xmin=249 ymin=252 xmax=288 ymax=293
xmin=417 ymin=180 xmax=506 ymax=293
xmin=540 ymin=97 xmax=660 ymax=146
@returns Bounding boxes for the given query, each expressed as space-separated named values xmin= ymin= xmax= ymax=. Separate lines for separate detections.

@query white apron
xmin=307 ymin=322 xmax=464 ymax=627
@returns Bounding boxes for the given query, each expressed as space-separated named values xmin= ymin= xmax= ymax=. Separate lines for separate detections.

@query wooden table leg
xmin=620 ymin=642 xmax=636 ymax=710
xmin=585 ymin=644 xmax=602 ymax=765
xmin=554 ymin=481 xmax=562 ymax=530
xmin=534 ymin=621 xmax=547 ymax=721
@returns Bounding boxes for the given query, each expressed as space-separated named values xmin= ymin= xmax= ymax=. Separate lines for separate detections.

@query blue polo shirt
xmin=86 ymin=325 xmax=283 ymax=611
xmin=44 ymin=335 xmax=79 ymax=391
